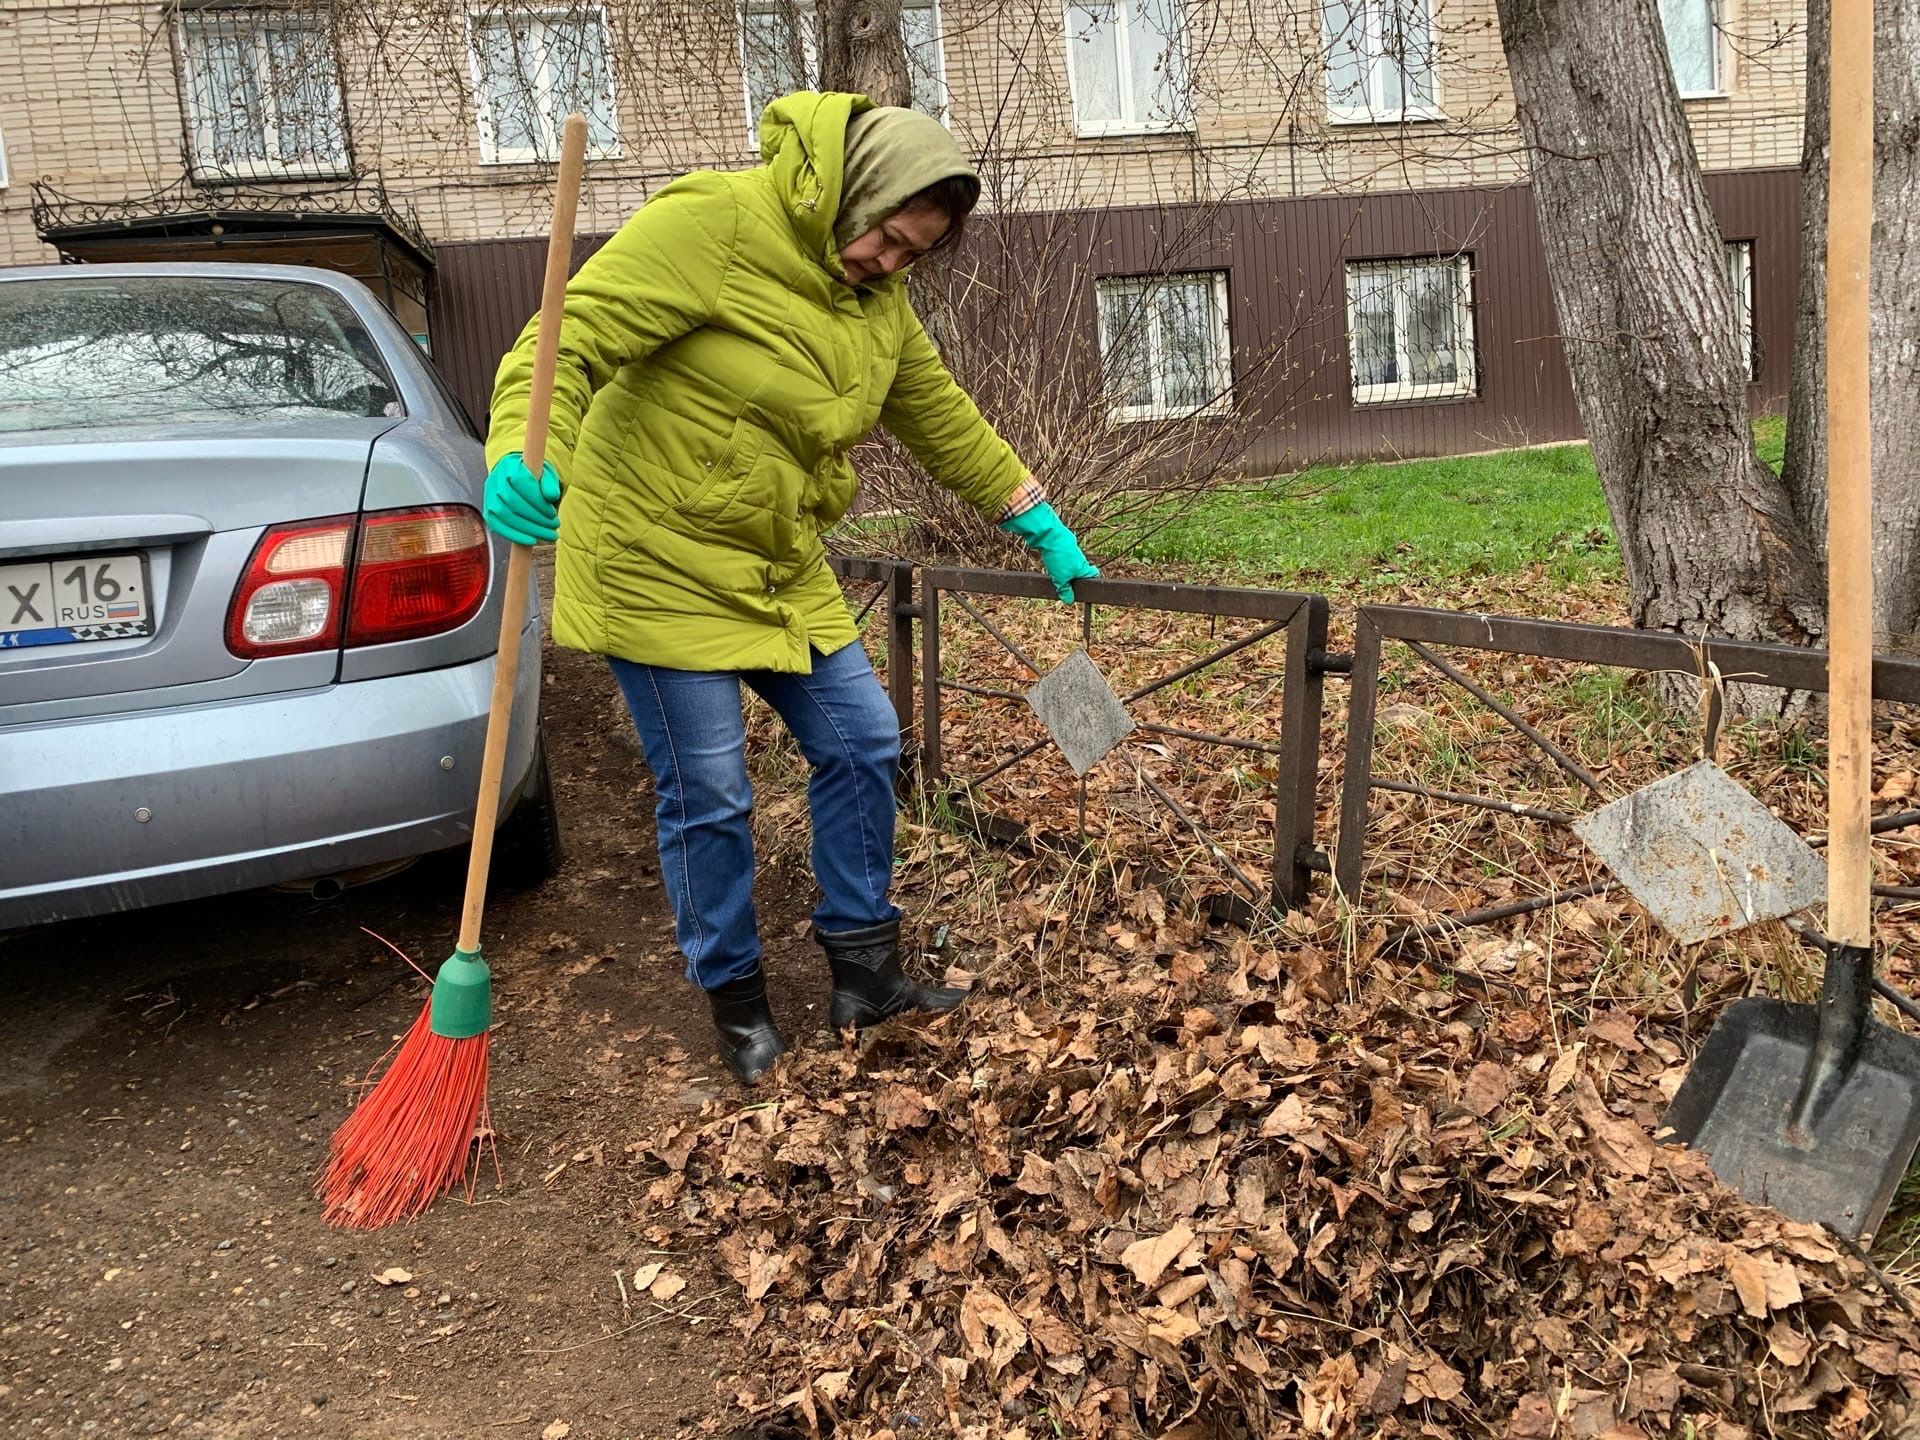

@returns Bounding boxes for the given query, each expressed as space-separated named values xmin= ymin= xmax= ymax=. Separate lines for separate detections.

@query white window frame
xmin=0 ymin=121 xmax=9 ymax=190
xmin=738 ymin=0 xmax=948 ymax=146
xmin=467 ymin=6 xmax=623 ymax=165
xmin=1322 ymin=0 xmax=1442 ymax=126
xmin=1724 ymin=239 xmax=1754 ymax=381
xmin=177 ymin=9 xmax=352 ymax=181
xmin=1063 ymin=1 xmax=1193 ymax=140
xmin=1345 ymin=255 xmax=1477 ymax=406
xmin=1660 ymin=0 xmax=1723 ymax=98
xmin=1095 ymin=272 xmax=1233 ymax=424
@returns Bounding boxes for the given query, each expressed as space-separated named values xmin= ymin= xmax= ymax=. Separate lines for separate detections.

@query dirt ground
xmin=0 ymin=569 xmax=811 ymax=1438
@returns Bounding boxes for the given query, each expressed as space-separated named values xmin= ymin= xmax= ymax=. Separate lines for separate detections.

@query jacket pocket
xmin=673 ymin=416 xmax=766 ymax=526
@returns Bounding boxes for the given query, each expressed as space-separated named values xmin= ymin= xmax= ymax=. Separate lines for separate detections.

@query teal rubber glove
xmin=483 ymin=451 xmax=562 ymax=545
xmin=999 ymin=502 xmax=1100 ymax=603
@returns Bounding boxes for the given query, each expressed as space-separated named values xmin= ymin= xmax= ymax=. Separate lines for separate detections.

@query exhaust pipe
xmin=309 ymin=876 xmax=345 ymax=901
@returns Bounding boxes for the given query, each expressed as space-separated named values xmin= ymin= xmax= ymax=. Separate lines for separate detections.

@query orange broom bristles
xmin=318 ymin=1004 xmax=494 ymax=1229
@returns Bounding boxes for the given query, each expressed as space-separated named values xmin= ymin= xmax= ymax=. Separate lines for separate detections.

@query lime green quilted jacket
xmin=484 ymin=91 xmax=1027 ymax=673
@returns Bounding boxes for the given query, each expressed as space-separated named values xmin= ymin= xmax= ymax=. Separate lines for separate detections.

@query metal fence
xmin=830 ymin=557 xmax=1333 ymax=912
xmin=830 ymin=560 xmax=1920 ymax=934
xmin=1334 ymin=603 xmax=1920 ymax=940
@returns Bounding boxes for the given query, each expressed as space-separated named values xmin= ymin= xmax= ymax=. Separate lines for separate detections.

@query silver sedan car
xmin=0 ymin=263 xmax=557 ymax=928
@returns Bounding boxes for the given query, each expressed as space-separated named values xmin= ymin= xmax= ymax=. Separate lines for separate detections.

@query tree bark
xmin=817 ymin=0 xmax=911 ymax=106
xmin=1494 ymin=0 xmax=1827 ymax=702
xmin=1783 ymin=0 xmax=1920 ymax=653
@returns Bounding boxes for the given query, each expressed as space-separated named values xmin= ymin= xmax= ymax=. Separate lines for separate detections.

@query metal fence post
xmin=1275 ymin=595 xmax=1329 ymax=909
xmin=1335 ymin=610 xmax=1383 ymax=898
xmin=919 ymin=570 xmax=943 ymax=783
xmin=887 ymin=561 xmax=916 ymax=743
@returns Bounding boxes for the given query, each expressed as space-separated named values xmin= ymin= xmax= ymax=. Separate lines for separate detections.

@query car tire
xmin=492 ymin=723 xmax=563 ymax=891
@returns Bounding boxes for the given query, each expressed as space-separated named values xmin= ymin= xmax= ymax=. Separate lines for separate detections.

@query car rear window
xmin=0 ymin=276 xmax=404 ymax=434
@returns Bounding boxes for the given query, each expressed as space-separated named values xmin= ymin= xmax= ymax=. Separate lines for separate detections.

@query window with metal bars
xmin=1724 ymin=239 xmax=1755 ymax=381
xmin=176 ymin=7 xmax=351 ymax=180
xmin=1095 ymin=273 xmax=1233 ymax=423
xmin=469 ymin=6 xmax=621 ymax=164
xmin=1345 ymin=255 xmax=1477 ymax=405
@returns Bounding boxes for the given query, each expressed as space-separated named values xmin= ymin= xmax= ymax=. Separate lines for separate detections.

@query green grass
xmin=1753 ymin=412 xmax=1787 ymax=474
xmin=1130 ymin=442 xmax=1616 ymax=581
xmin=1126 ymin=417 xmax=1789 ymax=582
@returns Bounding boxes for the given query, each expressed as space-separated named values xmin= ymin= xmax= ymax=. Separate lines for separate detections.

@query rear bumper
xmin=0 ymin=622 xmax=540 ymax=929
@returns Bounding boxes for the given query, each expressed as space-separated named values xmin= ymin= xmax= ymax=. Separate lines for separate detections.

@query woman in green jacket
xmin=482 ymin=92 xmax=1098 ymax=1083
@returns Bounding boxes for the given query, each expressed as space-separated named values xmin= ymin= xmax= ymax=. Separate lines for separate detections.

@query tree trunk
xmin=817 ymin=0 xmax=911 ymax=106
xmin=1494 ymin=0 xmax=1827 ymax=704
xmin=1783 ymin=0 xmax=1920 ymax=653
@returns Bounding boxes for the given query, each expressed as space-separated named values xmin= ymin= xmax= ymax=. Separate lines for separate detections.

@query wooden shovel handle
xmin=457 ymin=114 xmax=590 ymax=955
xmin=1826 ymin=0 xmax=1874 ymax=948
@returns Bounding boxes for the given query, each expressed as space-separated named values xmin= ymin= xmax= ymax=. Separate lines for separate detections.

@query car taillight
xmin=226 ymin=516 xmax=353 ymax=658
xmin=227 ymin=506 xmax=490 ymax=660
xmin=345 ymin=506 xmax=490 ymax=647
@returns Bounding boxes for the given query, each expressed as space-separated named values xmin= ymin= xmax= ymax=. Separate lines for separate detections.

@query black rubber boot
xmin=705 ymin=966 xmax=787 ymax=1084
xmin=816 ymin=919 xmax=968 ymax=1032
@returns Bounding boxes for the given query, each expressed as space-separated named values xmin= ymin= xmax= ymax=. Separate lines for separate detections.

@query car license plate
xmin=0 ymin=553 xmax=152 ymax=649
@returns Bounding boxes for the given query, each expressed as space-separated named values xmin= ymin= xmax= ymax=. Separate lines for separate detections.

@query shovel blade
xmin=1663 ymin=997 xmax=1920 ymax=1239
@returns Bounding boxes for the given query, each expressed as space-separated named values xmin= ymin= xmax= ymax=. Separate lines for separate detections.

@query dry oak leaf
xmin=649 ymin=1271 xmax=687 ymax=1302
xmin=1726 ymin=1250 xmax=1803 ymax=1318
xmin=1410 ymin=1354 xmax=1466 ymax=1403
xmin=1462 ymin=1061 xmax=1513 ymax=1119
xmin=1505 ymin=1394 xmax=1558 ymax=1440
xmin=1259 ymin=1092 xmax=1312 ymax=1139
xmin=1120 ymin=1223 xmax=1196 ymax=1288
xmin=373 ymin=1267 xmax=413 ymax=1286
xmin=541 ymin=1425 xmax=571 ymax=1440
xmin=874 ymin=1083 xmax=934 ymax=1131
xmin=959 ymin=1288 xmax=1028 ymax=1374
xmin=1142 ymin=1305 xmax=1202 ymax=1345
xmin=630 ymin=1261 xmax=664 ymax=1292
xmin=1572 ymin=1075 xmax=1652 ymax=1177
xmin=1766 ymin=1321 xmax=1812 ymax=1368
xmin=1014 ymin=1151 xmax=1057 ymax=1196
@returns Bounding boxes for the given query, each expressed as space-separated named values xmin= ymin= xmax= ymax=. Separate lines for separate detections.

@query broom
xmin=319 ymin=114 xmax=589 ymax=1230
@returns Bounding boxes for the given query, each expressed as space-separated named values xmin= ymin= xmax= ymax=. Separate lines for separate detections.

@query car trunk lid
xmin=0 ymin=419 xmax=396 ymax=714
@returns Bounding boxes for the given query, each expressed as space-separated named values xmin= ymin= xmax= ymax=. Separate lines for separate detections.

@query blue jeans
xmin=608 ymin=642 xmax=903 ymax=991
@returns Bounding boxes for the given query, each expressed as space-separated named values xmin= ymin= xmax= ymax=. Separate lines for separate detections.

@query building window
xmin=470 ymin=8 xmax=620 ymax=164
xmin=1724 ymin=239 xmax=1754 ymax=380
xmin=1096 ymin=273 xmax=1232 ymax=423
xmin=1346 ymin=256 xmax=1476 ymax=405
xmin=177 ymin=9 xmax=351 ymax=180
xmin=1660 ymin=0 xmax=1721 ymax=97
xmin=1323 ymin=0 xmax=1439 ymax=124
xmin=1065 ymin=0 xmax=1189 ymax=137
xmin=740 ymin=0 xmax=947 ymax=144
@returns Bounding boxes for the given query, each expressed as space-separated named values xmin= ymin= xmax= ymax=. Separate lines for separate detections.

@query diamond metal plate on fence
xmin=1572 ymin=760 xmax=1826 ymax=944
xmin=1027 ymin=649 xmax=1135 ymax=776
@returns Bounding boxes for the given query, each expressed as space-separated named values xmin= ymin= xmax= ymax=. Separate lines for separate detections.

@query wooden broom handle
xmin=458 ymin=114 xmax=590 ymax=955
xmin=1826 ymin=0 xmax=1874 ymax=949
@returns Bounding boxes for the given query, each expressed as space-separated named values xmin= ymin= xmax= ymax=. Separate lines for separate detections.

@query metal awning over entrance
xmin=29 ymin=176 xmax=437 ymax=351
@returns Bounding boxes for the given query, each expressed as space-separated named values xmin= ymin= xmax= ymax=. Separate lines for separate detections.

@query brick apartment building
xmin=0 ymin=0 xmax=1807 ymax=469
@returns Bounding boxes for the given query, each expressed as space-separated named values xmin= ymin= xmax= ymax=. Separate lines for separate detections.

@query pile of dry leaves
xmin=655 ymin=571 xmax=1920 ymax=1436
xmin=638 ymin=899 xmax=1920 ymax=1438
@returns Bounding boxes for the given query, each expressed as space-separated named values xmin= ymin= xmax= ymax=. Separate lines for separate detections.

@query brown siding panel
xmin=426 ymin=168 xmax=1800 ymax=472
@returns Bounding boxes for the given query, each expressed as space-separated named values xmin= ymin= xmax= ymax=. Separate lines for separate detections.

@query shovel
xmin=1653 ymin=0 xmax=1920 ymax=1241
